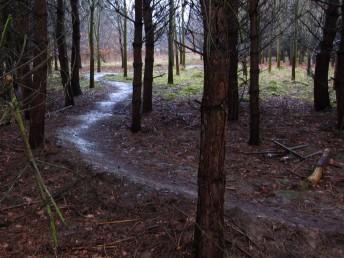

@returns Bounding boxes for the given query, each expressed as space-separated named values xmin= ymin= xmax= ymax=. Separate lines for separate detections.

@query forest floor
xmin=1 ymin=61 xmax=344 ymax=257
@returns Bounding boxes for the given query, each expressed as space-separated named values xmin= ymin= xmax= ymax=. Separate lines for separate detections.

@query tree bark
xmin=307 ymin=51 xmax=312 ymax=76
xmin=291 ymin=0 xmax=298 ymax=81
xmin=314 ymin=0 xmax=339 ymax=111
xmin=143 ymin=0 xmax=154 ymax=113
xmin=193 ymin=0 xmax=229 ymax=257
xmin=89 ymin=0 xmax=95 ymax=88
xmin=335 ymin=3 xmax=344 ymax=129
xmin=248 ymin=0 xmax=260 ymax=146
xmin=181 ymin=0 xmax=186 ymax=68
xmin=123 ymin=0 xmax=128 ymax=77
xmin=167 ymin=0 xmax=174 ymax=84
xmin=56 ymin=0 xmax=74 ymax=106
xmin=174 ymin=27 xmax=180 ymax=76
xmin=29 ymin=0 xmax=48 ymax=148
xmin=228 ymin=0 xmax=239 ymax=121
xmin=96 ymin=5 xmax=101 ymax=73
xmin=131 ymin=0 xmax=143 ymax=132
xmin=70 ymin=0 xmax=82 ymax=96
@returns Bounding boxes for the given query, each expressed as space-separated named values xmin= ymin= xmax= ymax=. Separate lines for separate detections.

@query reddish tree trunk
xmin=249 ymin=0 xmax=260 ymax=145
xmin=70 ymin=0 xmax=82 ymax=96
xmin=193 ymin=0 xmax=229 ymax=257
xmin=314 ymin=0 xmax=339 ymax=111
xmin=131 ymin=0 xmax=143 ymax=132
xmin=228 ymin=0 xmax=239 ymax=121
xmin=29 ymin=0 xmax=48 ymax=148
xmin=142 ymin=0 xmax=154 ymax=113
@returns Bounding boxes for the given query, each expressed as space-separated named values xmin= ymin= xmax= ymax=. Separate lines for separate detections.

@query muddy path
xmin=56 ymin=72 xmax=344 ymax=256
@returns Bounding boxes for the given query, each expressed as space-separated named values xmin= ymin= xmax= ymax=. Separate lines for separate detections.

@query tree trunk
xmin=70 ymin=0 xmax=82 ymax=96
xmin=167 ymin=0 xmax=174 ymax=84
xmin=291 ymin=0 xmax=298 ymax=81
xmin=174 ymin=27 xmax=180 ymax=76
xmin=193 ymin=0 xmax=229 ymax=257
xmin=335 ymin=3 xmax=344 ymax=129
xmin=123 ymin=0 xmax=128 ymax=77
xmin=307 ymin=51 xmax=312 ymax=76
xmin=181 ymin=0 xmax=186 ymax=68
xmin=281 ymin=49 xmax=285 ymax=63
xmin=56 ymin=0 xmax=74 ymax=106
xmin=54 ymin=39 xmax=59 ymax=71
xmin=96 ymin=5 xmax=101 ymax=73
xmin=89 ymin=0 xmax=95 ymax=88
xmin=314 ymin=0 xmax=339 ymax=111
xmin=248 ymin=0 xmax=260 ymax=146
xmin=29 ymin=0 xmax=48 ymax=149
xmin=228 ymin=0 xmax=239 ymax=121
xmin=131 ymin=0 xmax=143 ymax=132
xmin=143 ymin=0 xmax=154 ymax=113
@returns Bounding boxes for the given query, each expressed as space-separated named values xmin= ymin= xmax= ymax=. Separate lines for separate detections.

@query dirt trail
xmin=57 ymin=72 xmax=344 ymax=257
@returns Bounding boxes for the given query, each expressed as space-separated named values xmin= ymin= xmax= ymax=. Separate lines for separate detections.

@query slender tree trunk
xmin=29 ymin=0 xmax=48 ymax=148
xmin=56 ymin=0 xmax=74 ymax=106
xmin=193 ymin=0 xmax=229 ymax=257
xmin=276 ymin=37 xmax=281 ymax=68
xmin=167 ymin=0 xmax=174 ymax=84
xmin=89 ymin=0 xmax=95 ymax=88
xmin=131 ymin=0 xmax=143 ymax=132
xmin=291 ymin=0 xmax=298 ymax=81
xmin=123 ymin=0 xmax=128 ymax=77
xmin=281 ymin=48 xmax=285 ymax=63
xmin=228 ymin=0 xmax=239 ymax=121
xmin=174 ymin=27 xmax=180 ymax=76
xmin=70 ymin=0 xmax=82 ymax=96
xmin=314 ymin=0 xmax=339 ymax=111
xmin=143 ymin=0 xmax=154 ymax=113
xmin=54 ymin=39 xmax=59 ymax=71
xmin=181 ymin=0 xmax=186 ymax=68
xmin=96 ymin=5 xmax=101 ymax=73
xmin=307 ymin=51 xmax=312 ymax=76
xmin=335 ymin=3 xmax=344 ymax=129
xmin=249 ymin=0 xmax=260 ymax=146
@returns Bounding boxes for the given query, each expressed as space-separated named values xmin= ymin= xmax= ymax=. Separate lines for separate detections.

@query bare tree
xmin=193 ymin=0 xmax=229 ymax=256
xmin=56 ymin=0 xmax=74 ymax=106
xmin=314 ymin=0 xmax=339 ymax=111
xmin=131 ymin=0 xmax=143 ymax=132
xmin=143 ymin=0 xmax=154 ymax=113
xmin=70 ymin=0 xmax=82 ymax=96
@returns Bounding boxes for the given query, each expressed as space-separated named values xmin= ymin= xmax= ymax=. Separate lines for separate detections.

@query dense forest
xmin=1 ymin=0 xmax=344 ymax=257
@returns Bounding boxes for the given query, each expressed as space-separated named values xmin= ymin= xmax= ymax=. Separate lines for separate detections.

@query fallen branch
xmin=243 ymin=144 xmax=308 ymax=156
xmin=307 ymin=148 xmax=331 ymax=184
xmin=329 ymin=158 xmax=344 ymax=168
xmin=273 ymin=140 xmax=305 ymax=160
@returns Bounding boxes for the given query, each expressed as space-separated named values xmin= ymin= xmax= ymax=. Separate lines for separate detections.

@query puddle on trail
xmin=58 ymin=73 xmax=132 ymax=156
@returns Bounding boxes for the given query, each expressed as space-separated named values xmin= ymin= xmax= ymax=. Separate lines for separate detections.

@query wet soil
xmin=1 ymin=70 xmax=344 ymax=257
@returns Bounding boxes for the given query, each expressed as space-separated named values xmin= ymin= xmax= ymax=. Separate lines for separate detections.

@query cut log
xmin=307 ymin=148 xmax=331 ymax=184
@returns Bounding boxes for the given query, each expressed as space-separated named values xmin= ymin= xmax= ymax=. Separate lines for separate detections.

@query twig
xmin=96 ymin=219 xmax=139 ymax=225
xmin=273 ymin=140 xmax=305 ymax=160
